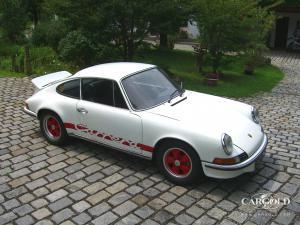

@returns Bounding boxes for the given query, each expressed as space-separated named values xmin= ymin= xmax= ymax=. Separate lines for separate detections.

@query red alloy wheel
xmin=163 ymin=148 xmax=192 ymax=177
xmin=45 ymin=116 xmax=61 ymax=138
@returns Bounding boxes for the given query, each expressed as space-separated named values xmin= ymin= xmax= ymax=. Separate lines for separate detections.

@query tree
xmin=193 ymin=0 xmax=277 ymax=74
xmin=104 ymin=0 xmax=153 ymax=61
xmin=149 ymin=0 xmax=191 ymax=48
xmin=0 ymin=0 xmax=28 ymax=43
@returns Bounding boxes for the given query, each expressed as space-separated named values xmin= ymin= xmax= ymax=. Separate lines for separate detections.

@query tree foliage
xmin=193 ymin=0 xmax=276 ymax=73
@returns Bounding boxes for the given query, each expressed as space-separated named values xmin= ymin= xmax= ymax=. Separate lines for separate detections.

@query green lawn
xmin=136 ymin=49 xmax=284 ymax=97
xmin=0 ymin=49 xmax=283 ymax=98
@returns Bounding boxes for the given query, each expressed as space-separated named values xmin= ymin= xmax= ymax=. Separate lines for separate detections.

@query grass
xmin=0 ymin=48 xmax=283 ymax=98
xmin=136 ymin=49 xmax=284 ymax=97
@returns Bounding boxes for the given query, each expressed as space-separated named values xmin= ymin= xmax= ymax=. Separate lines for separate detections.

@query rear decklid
xmin=31 ymin=71 xmax=72 ymax=90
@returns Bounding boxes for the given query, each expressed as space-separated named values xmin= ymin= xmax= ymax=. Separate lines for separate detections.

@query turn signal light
xmin=212 ymin=157 xmax=239 ymax=165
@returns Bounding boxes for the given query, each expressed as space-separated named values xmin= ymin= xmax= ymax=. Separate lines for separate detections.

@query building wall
xmin=269 ymin=12 xmax=300 ymax=48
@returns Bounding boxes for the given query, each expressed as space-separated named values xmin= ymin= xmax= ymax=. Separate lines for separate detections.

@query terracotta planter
xmin=244 ymin=64 xmax=254 ymax=75
xmin=204 ymin=73 xmax=219 ymax=86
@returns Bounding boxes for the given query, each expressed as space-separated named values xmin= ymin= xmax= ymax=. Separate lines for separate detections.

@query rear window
xmin=57 ymin=79 xmax=80 ymax=99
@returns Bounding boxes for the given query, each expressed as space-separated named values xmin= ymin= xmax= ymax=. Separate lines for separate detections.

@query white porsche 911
xmin=24 ymin=62 xmax=267 ymax=184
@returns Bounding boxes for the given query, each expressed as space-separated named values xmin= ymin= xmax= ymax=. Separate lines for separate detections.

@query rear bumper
xmin=202 ymin=134 xmax=267 ymax=179
xmin=23 ymin=106 xmax=37 ymax=117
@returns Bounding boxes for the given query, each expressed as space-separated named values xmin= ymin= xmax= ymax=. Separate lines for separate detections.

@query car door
xmin=56 ymin=79 xmax=82 ymax=137
xmin=76 ymin=78 xmax=143 ymax=155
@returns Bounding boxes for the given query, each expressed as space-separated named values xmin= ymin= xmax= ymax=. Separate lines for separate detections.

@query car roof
xmin=73 ymin=62 xmax=156 ymax=81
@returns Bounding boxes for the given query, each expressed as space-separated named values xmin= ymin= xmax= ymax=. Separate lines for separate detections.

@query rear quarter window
xmin=56 ymin=79 xmax=80 ymax=99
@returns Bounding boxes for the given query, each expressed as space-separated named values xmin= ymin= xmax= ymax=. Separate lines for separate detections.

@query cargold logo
xmin=241 ymin=193 xmax=290 ymax=209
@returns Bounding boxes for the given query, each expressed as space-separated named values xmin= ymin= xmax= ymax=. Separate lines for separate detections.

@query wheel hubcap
xmin=163 ymin=148 xmax=192 ymax=178
xmin=44 ymin=116 xmax=61 ymax=139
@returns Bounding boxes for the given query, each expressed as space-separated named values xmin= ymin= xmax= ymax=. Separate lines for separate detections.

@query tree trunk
xmin=159 ymin=32 xmax=168 ymax=48
xmin=11 ymin=55 xmax=17 ymax=72
xmin=24 ymin=45 xmax=32 ymax=76
xmin=127 ymin=39 xmax=134 ymax=61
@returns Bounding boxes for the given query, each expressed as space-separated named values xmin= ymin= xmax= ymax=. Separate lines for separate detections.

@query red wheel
xmin=156 ymin=141 xmax=203 ymax=185
xmin=163 ymin=148 xmax=192 ymax=178
xmin=40 ymin=111 xmax=68 ymax=146
xmin=44 ymin=116 xmax=61 ymax=139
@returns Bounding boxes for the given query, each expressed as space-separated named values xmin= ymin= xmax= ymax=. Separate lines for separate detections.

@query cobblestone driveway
xmin=0 ymin=61 xmax=299 ymax=225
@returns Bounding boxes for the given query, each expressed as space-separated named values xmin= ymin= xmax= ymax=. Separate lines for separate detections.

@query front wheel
xmin=156 ymin=141 xmax=203 ymax=185
xmin=40 ymin=112 xmax=68 ymax=146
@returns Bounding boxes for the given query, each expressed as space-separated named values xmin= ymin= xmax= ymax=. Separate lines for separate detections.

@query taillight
xmin=24 ymin=102 xmax=29 ymax=109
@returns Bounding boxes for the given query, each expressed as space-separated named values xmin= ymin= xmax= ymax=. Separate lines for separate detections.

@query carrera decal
xmin=64 ymin=122 xmax=154 ymax=152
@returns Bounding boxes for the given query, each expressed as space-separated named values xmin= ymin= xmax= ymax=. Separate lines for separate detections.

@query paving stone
xmin=153 ymin=210 xmax=173 ymax=224
xmin=132 ymin=194 xmax=149 ymax=206
xmin=113 ymin=200 xmax=138 ymax=216
xmin=175 ymin=213 xmax=195 ymax=225
xmin=108 ymin=192 xmax=131 ymax=206
xmin=13 ymin=204 xmax=34 ymax=216
xmin=164 ymin=202 xmax=185 ymax=215
xmin=86 ymin=190 xmax=110 ymax=205
xmin=3 ymin=198 xmax=20 ymax=210
xmin=0 ymin=212 xmax=17 ymax=225
xmin=119 ymin=214 xmax=141 ymax=225
xmin=72 ymin=212 xmax=92 ymax=225
xmin=72 ymin=200 xmax=91 ymax=213
xmin=194 ymin=215 xmax=217 ymax=225
xmin=31 ymin=198 xmax=48 ymax=209
xmin=186 ymin=205 xmax=205 ymax=218
xmin=46 ymin=189 xmax=68 ymax=202
xmin=32 ymin=208 xmax=52 ymax=220
xmin=69 ymin=191 xmax=87 ymax=201
xmin=88 ymin=202 xmax=111 ymax=217
xmin=275 ymin=209 xmax=295 ymax=225
xmin=207 ymin=207 xmax=227 ymax=220
xmin=51 ymin=208 xmax=75 ymax=224
xmin=35 ymin=219 xmax=54 ymax=225
xmin=25 ymin=178 xmax=48 ymax=190
xmin=229 ymin=210 xmax=248 ymax=223
xmin=92 ymin=212 xmax=118 ymax=225
xmin=48 ymin=197 xmax=73 ymax=212
xmin=134 ymin=206 xmax=154 ymax=219
xmin=15 ymin=215 xmax=34 ymax=225
xmin=140 ymin=219 xmax=160 ymax=225
xmin=263 ymin=180 xmax=282 ymax=192
xmin=148 ymin=198 xmax=167 ymax=210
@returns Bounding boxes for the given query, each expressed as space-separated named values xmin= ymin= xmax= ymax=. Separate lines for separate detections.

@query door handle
xmin=77 ymin=108 xmax=88 ymax=114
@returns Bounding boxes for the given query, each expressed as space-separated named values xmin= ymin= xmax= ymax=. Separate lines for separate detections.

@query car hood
xmin=147 ymin=91 xmax=264 ymax=156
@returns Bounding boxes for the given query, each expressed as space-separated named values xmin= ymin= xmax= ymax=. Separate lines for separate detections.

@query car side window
xmin=113 ymin=82 xmax=128 ymax=109
xmin=82 ymin=78 xmax=114 ymax=106
xmin=56 ymin=79 xmax=80 ymax=99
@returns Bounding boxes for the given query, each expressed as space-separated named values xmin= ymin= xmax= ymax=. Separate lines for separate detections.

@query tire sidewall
xmin=40 ymin=111 xmax=68 ymax=146
xmin=156 ymin=141 xmax=203 ymax=185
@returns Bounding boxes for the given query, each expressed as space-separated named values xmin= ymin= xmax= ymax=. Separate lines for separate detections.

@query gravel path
xmin=0 ymin=57 xmax=299 ymax=225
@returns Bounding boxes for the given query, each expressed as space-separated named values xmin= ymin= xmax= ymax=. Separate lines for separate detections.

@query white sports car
xmin=24 ymin=62 xmax=267 ymax=184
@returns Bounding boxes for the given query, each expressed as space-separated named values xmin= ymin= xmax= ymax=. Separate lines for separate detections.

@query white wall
xmin=187 ymin=21 xmax=200 ymax=39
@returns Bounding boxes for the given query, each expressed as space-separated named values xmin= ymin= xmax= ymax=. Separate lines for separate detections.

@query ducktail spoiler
xmin=31 ymin=71 xmax=72 ymax=90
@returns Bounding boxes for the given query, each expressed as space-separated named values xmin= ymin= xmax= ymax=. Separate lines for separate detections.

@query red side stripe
xmin=64 ymin=123 xmax=76 ymax=130
xmin=137 ymin=143 xmax=155 ymax=152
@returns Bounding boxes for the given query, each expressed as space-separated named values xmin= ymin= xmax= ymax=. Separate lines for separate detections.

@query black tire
xmin=40 ymin=111 xmax=68 ymax=146
xmin=156 ymin=140 xmax=204 ymax=185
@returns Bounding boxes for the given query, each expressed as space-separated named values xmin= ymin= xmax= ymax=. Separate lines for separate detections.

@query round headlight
xmin=221 ymin=133 xmax=233 ymax=155
xmin=251 ymin=107 xmax=259 ymax=124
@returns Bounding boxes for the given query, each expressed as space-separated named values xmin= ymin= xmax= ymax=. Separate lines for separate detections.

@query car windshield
xmin=122 ymin=68 xmax=179 ymax=110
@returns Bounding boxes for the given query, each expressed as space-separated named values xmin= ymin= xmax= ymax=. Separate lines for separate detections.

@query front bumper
xmin=204 ymin=134 xmax=268 ymax=171
xmin=23 ymin=106 xmax=37 ymax=117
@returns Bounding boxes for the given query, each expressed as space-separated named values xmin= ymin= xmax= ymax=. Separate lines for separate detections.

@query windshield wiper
xmin=168 ymin=87 xmax=185 ymax=103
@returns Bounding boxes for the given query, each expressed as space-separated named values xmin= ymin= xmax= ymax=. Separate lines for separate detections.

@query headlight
xmin=221 ymin=133 xmax=233 ymax=155
xmin=251 ymin=106 xmax=259 ymax=124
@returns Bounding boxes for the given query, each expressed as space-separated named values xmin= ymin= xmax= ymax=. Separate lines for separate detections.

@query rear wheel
xmin=156 ymin=141 xmax=203 ymax=185
xmin=40 ymin=111 xmax=68 ymax=146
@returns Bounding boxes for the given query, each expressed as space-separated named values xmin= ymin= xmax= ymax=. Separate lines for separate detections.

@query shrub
xmin=31 ymin=20 xmax=68 ymax=51
xmin=58 ymin=31 xmax=98 ymax=67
